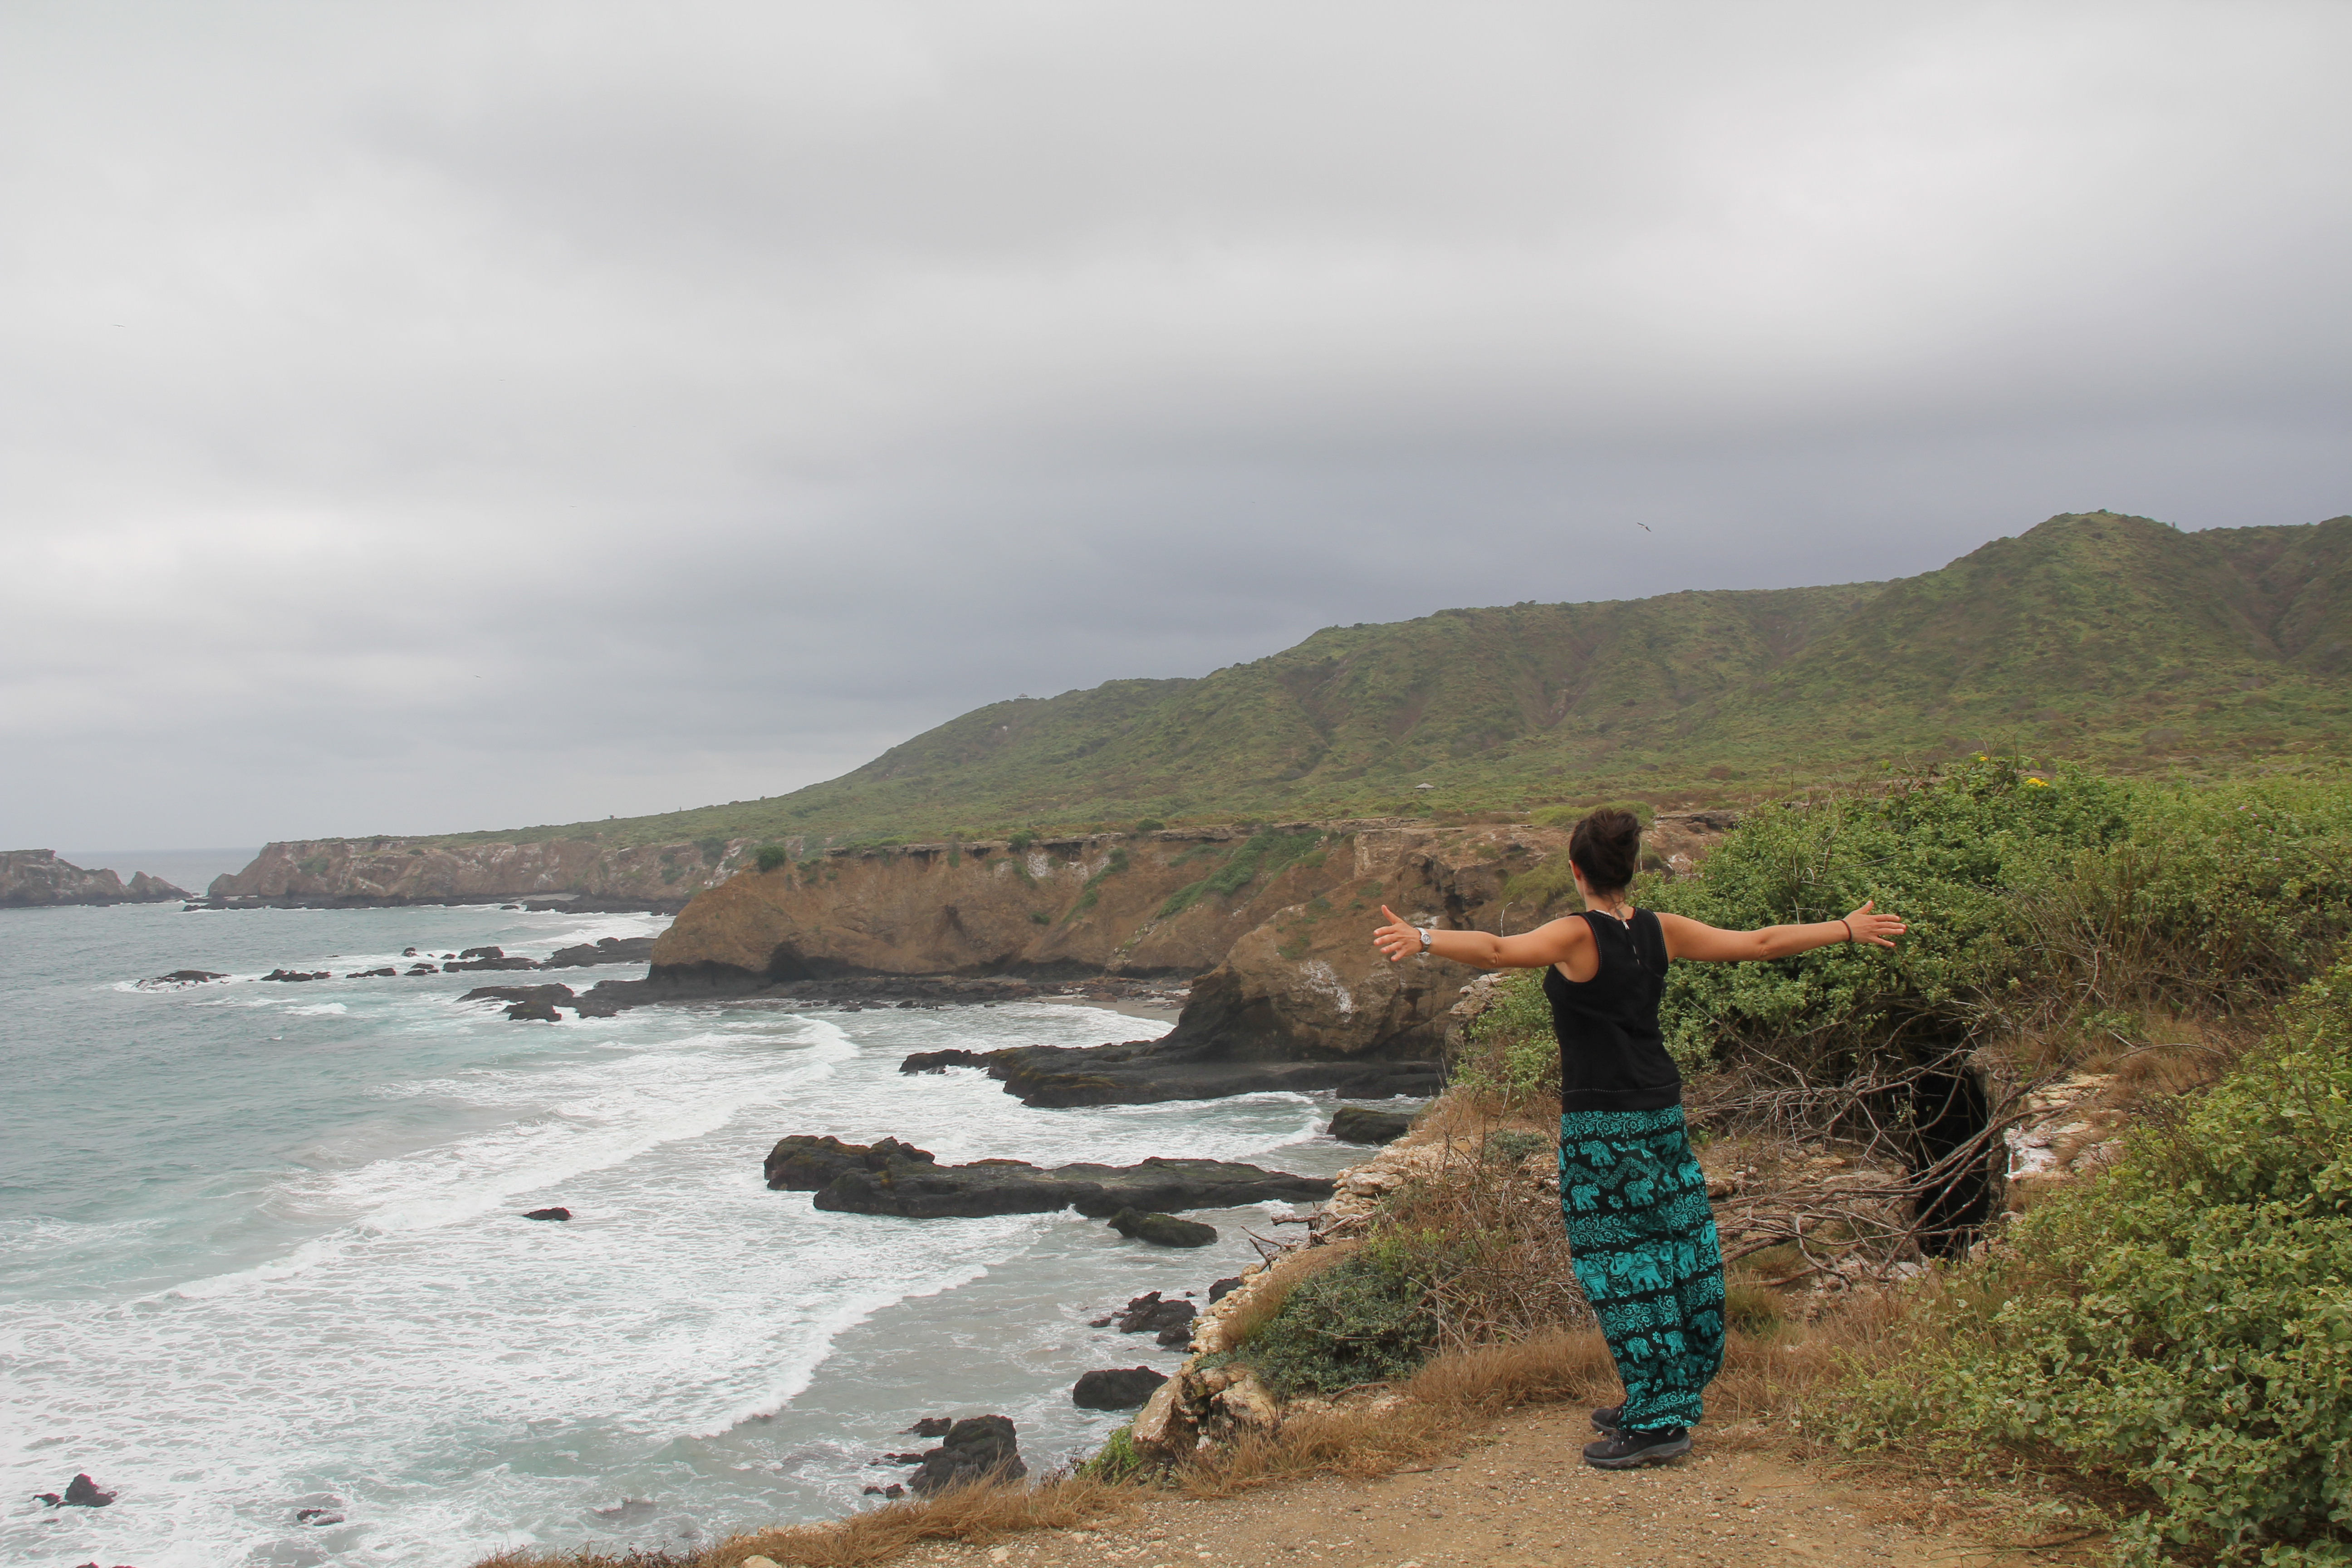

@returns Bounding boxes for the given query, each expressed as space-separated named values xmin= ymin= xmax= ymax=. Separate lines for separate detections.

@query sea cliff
xmin=646 ymin=814 xmax=1729 ymax=1063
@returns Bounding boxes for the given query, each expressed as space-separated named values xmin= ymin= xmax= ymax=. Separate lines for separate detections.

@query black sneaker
xmin=1582 ymin=1426 xmax=1691 ymax=1469
xmin=1590 ymin=1404 xmax=1623 ymax=1434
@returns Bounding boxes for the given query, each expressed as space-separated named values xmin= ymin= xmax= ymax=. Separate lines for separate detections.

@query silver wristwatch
xmin=1418 ymin=926 xmax=1434 ymax=951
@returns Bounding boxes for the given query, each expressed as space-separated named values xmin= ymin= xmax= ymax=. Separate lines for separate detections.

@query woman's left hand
xmin=1844 ymin=900 xmax=1907 ymax=948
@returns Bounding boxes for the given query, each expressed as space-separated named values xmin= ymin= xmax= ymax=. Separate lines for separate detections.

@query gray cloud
xmin=4 ymin=0 xmax=2347 ymax=845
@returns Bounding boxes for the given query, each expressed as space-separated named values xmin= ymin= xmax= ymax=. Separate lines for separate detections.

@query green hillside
xmin=439 ymin=512 xmax=2352 ymax=849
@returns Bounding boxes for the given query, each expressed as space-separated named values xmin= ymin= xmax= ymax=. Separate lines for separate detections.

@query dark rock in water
xmin=406 ymin=962 xmax=439 ymax=975
xmin=261 ymin=969 xmax=331 ymax=983
xmin=62 ymin=1473 xmax=115 ymax=1507
xmin=295 ymin=1507 xmax=345 ymax=1524
xmin=140 ymin=969 xmax=229 ymax=988
xmin=862 ymin=1482 xmax=908 ymax=1498
xmin=900 ymin=1048 xmax=994 ymax=1073
xmin=876 ymin=1451 xmax=926 ymax=1464
xmin=461 ymin=984 xmax=577 ymax=1008
xmin=1208 ymin=1275 xmax=1244 ymax=1303
xmin=1328 ymin=1106 xmax=1414 ymax=1145
xmin=570 ymin=978 xmax=648 ymax=1017
xmin=543 ymin=935 xmax=658 ymax=969
xmin=763 ymin=1135 xmax=1332 ymax=1220
xmin=445 ymin=955 xmax=541 ymax=972
xmin=459 ymin=946 xmax=505 ymax=960
xmin=904 ymin=1416 xmax=953 ymax=1437
xmin=1073 ymin=1367 xmax=1169 ymax=1409
xmin=33 ymin=1492 xmax=59 ymax=1505
xmin=524 ymin=1207 xmax=572 ymax=1221
xmin=1108 ymin=1209 xmax=1218 ymax=1247
xmin=344 ymin=966 xmax=397 ymax=979
xmin=1156 ymin=1323 xmax=1195 ymax=1348
xmin=764 ymin=1134 xmax=936 ymax=1190
xmin=402 ymin=947 xmax=420 ymax=957
xmin=505 ymin=1000 xmax=563 ymax=1021
xmin=907 ymin=1415 xmax=1025 ymax=1495
xmin=933 ymin=1036 xmax=1446 ymax=1109
xmin=1107 ymin=1291 xmax=1195 ymax=1336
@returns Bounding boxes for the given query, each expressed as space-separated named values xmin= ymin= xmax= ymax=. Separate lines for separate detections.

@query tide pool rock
xmin=523 ymin=1207 xmax=572 ymax=1221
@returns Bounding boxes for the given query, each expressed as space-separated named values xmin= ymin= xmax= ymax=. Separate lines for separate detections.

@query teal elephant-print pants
xmin=1557 ymin=1105 xmax=1726 ymax=1431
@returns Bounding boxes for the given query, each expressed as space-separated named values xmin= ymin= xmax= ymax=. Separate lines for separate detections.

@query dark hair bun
xmin=1568 ymin=808 xmax=1642 ymax=895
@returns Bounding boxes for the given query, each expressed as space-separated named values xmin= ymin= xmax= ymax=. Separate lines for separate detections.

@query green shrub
xmin=1008 ymin=829 xmax=1037 ymax=853
xmin=1203 ymin=828 xmax=1323 ymax=898
xmin=754 ymin=844 xmax=790 ymax=873
xmin=1156 ymin=880 xmax=1208 ymax=920
xmin=1243 ymin=1239 xmax=1445 ymax=1397
xmin=697 ymin=836 xmax=730 ymax=865
xmin=1078 ymin=1424 xmax=1147 ymax=1482
xmin=1453 ymin=970 xmax=1563 ymax=1106
xmin=1480 ymin=1129 xmax=1552 ymax=1165
xmin=1838 ymin=960 xmax=2352 ymax=1565
xmin=1646 ymin=760 xmax=2352 ymax=1076
xmin=1133 ymin=818 xmax=1166 ymax=833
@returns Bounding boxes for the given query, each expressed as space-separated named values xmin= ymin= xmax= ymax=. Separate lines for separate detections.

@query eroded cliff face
xmin=207 ymin=837 xmax=751 ymax=906
xmin=649 ymin=818 xmax=1612 ymax=1059
xmin=0 ymin=851 xmax=189 ymax=907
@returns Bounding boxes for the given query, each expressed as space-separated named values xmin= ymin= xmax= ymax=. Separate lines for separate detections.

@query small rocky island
xmin=763 ymin=1135 xmax=1334 ymax=1219
xmin=1 ymin=850 xmax=187 ymax=908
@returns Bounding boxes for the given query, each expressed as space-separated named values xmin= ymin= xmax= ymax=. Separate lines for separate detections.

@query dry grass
xmin=1401 ymin=1324 xmax=1617 ymax=1411
xmin=470 ymin=1475 xmax=1130 ymax=1568
xmin=1175 ymin=1402 xmax=1463 ymax=1497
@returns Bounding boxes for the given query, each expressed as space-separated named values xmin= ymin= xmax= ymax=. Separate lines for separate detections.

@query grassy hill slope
xmin=438 ymin=512 xmax=2352 ymax=849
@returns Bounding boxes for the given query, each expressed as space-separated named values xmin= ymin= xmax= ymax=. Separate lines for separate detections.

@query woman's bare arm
xmin=1370 ymin=905 xmax=1592 ymax=970
xmin=1658 ymin=900 xmax=1906 ymax=962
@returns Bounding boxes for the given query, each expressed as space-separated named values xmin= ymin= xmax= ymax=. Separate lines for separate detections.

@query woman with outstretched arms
xmin=1372 ymin=808 xmax=1905 ymax=1469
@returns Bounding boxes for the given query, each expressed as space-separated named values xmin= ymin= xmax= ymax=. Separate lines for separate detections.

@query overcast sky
xmin=5 ymin=1 xmax=2348 ymax=851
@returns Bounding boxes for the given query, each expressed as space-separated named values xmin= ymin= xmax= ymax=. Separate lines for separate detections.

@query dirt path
xmin=894 ymin=1407 xmax=2067 ymax=1568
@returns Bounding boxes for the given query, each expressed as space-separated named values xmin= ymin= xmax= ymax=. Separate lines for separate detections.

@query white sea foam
xmin=5 ymin=915 xmax=1381 ymax=1568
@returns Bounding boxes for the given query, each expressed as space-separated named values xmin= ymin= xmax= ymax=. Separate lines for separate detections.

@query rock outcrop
xmin=1 ymin=850 xmax=188 ymax=908
xmin=761 ymin=1135 xmax=1333 ymax=1219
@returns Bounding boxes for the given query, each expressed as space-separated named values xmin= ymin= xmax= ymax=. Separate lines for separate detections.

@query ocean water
xmin=1 ymin=900 xmax=1390 ymax=1568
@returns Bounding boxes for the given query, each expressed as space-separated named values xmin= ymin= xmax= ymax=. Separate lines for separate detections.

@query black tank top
xmin=1543 ymin=908 xmax=1680 ymax=1113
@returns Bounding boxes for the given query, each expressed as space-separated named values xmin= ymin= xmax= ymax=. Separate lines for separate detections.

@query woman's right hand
xmin=1371 ymin=905 xmax=1423 ymax=963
